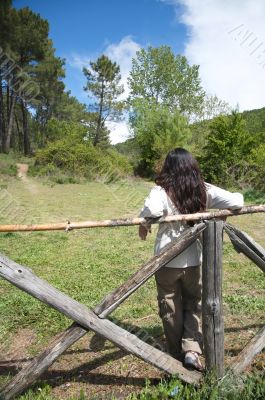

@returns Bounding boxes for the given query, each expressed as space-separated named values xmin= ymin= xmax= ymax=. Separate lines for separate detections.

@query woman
xmin=139 ymin=148 xmax=243 ymax=371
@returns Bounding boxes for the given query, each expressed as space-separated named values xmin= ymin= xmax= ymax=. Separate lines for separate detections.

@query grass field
xmin=0 ymin=167 xmax=264 ymax=399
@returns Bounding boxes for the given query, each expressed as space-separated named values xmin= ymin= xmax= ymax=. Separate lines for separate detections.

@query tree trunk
xmin=21 ymin=99 xmax=31 ymax=155
xmin=15 ymin=111 xmax=23 ymax=152
xmin=6 ymin=82 xmax=9 ymax=117
xmin=94 ymin=80 xmax=104 ymax=146
xmin=4 ymin=91 xmax=16 ymax=153
xmin=0 ymin=73 xmax=7 ymax=152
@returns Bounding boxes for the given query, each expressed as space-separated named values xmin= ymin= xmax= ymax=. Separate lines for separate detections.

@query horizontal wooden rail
xmin=0 ymin=205 xmax=264 ymax=233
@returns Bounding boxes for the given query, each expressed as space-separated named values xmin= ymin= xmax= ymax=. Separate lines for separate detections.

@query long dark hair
xmin=155 ymin=148 xmax=206 ymax=214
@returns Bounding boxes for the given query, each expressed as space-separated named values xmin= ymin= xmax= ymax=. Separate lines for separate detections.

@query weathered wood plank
xmin=0 ymin=205 xmax=264 ymax=232
xmin=202 ymin=220 xmax=224 ymax=377
xmin=94 ymin=222 xmax=206 ymax=317
xmin=0 ymin=253 xmax=201 ymax=400
xmin=231 ymin=325 xmax=265 ymax=374
xmin=226 ymin=224 xmax=265 ymax=260
xmin=224 ymin=224 xmax=265 ymax=273
xmin=0 ymin=224 xmax=205 ymax=399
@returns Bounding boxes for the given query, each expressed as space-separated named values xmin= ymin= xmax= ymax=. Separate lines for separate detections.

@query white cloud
xmin=105 ymin=36 xmax=140 ymax=99
xmin=167 ymin=0 xmax=265 ymax=111
xmin=106 ymin=120 xmax=132 ymax=145
xmin=67 ymin=36 xmax=140 ymax=143
xmin=67 ymin=54 xmax=91 ymax=70
xmin=105 ymin=36 xmax=140 ymax=144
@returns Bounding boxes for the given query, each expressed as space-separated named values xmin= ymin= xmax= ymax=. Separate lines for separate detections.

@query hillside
xmin=242 ymin=106 xmax=265 ymax=135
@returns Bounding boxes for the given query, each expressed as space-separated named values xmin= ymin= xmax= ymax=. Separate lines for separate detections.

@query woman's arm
xmin=206 ymin=183 xmax=244 ymax=210
xmin=139 ymin=186 xmax=166 ymax=240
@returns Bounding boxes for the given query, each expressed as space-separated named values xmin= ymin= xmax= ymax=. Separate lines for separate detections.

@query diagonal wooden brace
xmin=0 ymin=223 xmax=205 ymax=399
xmin=94 ymin=222 xmax=206 ymax=317
xmin=224 ymin=223 xmax=265 ymax=273
xmin=231 ymin=325 xmax=265 ymax=374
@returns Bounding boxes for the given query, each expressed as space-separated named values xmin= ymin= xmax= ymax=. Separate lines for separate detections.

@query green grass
xmin=0 ymin=178 xmax=155 ymax=342
xmin=0 ymin=172 xmax=264 ymax=399
xmin=126 ymin=373 xmax=265 ymax=400
xmin=10 ymin=373 xmax=265 ymax=400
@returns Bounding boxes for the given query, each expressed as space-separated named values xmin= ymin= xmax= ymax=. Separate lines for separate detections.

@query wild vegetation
xmin=0 ymin=1 xmax=264 ymax=399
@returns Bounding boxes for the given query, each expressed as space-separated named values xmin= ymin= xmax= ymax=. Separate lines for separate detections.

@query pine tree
xmin=83 ymin=55 xmax=124 ymax=146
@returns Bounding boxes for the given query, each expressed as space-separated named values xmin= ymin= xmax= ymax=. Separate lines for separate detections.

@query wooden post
xmin=202 ymin=220 xmax=224 ymax=377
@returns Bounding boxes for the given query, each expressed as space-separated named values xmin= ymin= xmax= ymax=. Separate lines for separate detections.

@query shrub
xmin=33 ymin=139 xmax=133 ymax=182
xmin=243 ymin=188 xmax=265 ymax=204
xmin=200 ymin=112 xmax=253 ymax=187
xmin=0 ymin=154 xmax=18 ymax=177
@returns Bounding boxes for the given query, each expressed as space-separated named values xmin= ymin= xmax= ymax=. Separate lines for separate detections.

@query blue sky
xmin=14 ymin=0 xmax=187 ymax=104
xmin=13 ymin=1 xmax=265 ymax=143
xmin=14 ymin=0 xmax=187 ymax=55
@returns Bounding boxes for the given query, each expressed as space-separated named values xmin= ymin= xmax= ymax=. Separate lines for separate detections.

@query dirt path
xmin=16 ymin=163 xmax=38 ymax=194
xmin=16 ymin=163 xmax=29 ymax=181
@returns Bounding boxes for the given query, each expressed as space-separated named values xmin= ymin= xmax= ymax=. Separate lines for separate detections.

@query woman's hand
xmin=139 ymin=224 xmax=151 ymax=240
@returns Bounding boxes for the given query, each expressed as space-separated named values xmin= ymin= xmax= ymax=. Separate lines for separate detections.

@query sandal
xmin=184 ymin=351 xmax=204 ymax=372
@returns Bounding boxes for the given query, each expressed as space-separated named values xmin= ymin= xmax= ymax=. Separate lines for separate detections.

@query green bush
xmin=33 ymin=139 xmax=133 ymax=182
xmin=0 ymin=154 xmax=18 ymax=177
xmin=44 ymin=118 xmax=88 ymax=143
xmin=0 ymin=153 xmax=20 ymax=188
xmin=199 ymin=112 xmax=265 ymax=193
xmin=243 ymin=188 xmax=265 ymax=204
xmin=131 ymin=99 xmax=190 ymax=176
xmin=200 ymin=112 xmax=253 ymax=188
xmin=248 ymin=143 xmax=265 ymax=192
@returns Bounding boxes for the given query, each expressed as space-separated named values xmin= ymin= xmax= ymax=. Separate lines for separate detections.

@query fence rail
xmin=0 ymin=205 xmax=264 ymax=232
xmin=0 ymin=210 xmax=265 ymax=399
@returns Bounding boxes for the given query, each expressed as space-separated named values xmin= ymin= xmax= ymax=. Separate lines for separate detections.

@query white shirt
xmin=140 ymin=183 xmax=244 ymax=268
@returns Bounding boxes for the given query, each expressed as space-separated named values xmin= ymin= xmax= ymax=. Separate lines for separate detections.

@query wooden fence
xmin=0 ymin=209 xmax=265 ymax=399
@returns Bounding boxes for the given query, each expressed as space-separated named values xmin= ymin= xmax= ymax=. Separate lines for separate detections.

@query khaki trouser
xmin=155 ymin=265 xmax=202 ymax=358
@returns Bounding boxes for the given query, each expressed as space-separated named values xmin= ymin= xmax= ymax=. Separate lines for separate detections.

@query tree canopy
xmin=83 ymin=54 xmax=124 ymax=146
xmin=131 ymin=99 xmax=190 ymax=175
xmin=128 ymin=45 xmax=205 ymax=118
xmin=200 ymin=112 xmax=254 ymax=186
